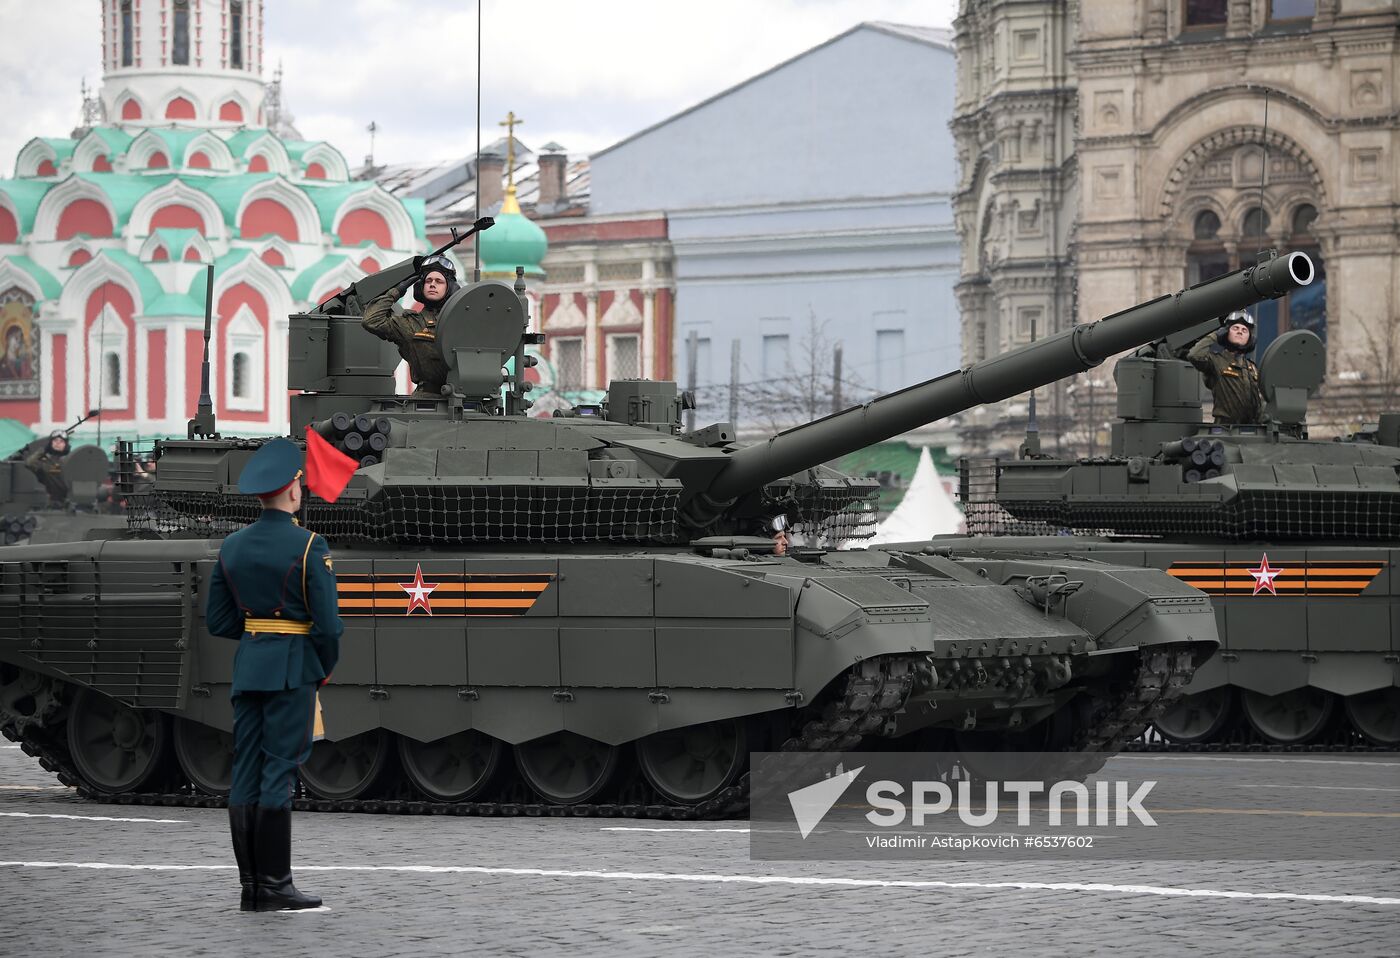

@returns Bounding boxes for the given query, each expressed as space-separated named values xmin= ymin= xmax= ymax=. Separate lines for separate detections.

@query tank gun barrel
xmin=705 ymin=250 xmax=1314 ymax=502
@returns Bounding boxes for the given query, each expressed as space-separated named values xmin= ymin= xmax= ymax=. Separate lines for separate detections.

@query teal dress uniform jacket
xmin=206 ymin=510 xmax=342 ymax=691
xmin=205 ymin=509 xmax=343 ymax=808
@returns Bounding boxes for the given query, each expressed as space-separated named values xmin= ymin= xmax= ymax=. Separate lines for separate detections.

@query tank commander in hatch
xmin=1186 ymin=310 xmax=1264 ymax=425
xmin=24 ymin=431 xmax=70 ymax=506
xmin=361 ymin=253 xmax=458 ymax=397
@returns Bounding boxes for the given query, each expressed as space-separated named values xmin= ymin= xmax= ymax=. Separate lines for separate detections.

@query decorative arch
xmin=60 ymin=254 xmax=147 ymax=320
xmin=257 ymin=235 xmax=294 ymax=268
xmin=236 ymin=135 xmax=291 ymax=176
xmin=14 ymin=138 xmax=60 ymax=178
xmin=0 ymin=258 xmax=48 ymax=302
xmin=181 ymin=132 xmax=234 ymax=172
xmin=163 ymin=93 xmax=199 ymax=121
xmin=216 ymin=93 xmax=250 ymax=124
xmin=117 ymin=94 xmax=145 ymax=121
xmin=1156 ymin=127 xmax=1326 ymax=219
xmin=299 ymin=143 xmax=348 ymax=182
xmin=236 ymin=178 xmax=319 ymax=243
xmin=544 ymin=296 xmax=585 ymax=331
xmin=0 ymin=206 xmax=17 ymax=244
xmin=205 ymin=256 xmax=293 ymax=423
xmin=126 ymin=131 xmax=175 ymax=170
xmin=35 ymin=176 xmax=118 ymax=241
xmin=222 ymin=304 xmax=265 ymax=412
xmin=331 ymin=186 xmax=415 ymax=251
xmin=129 ymin=180 xmax=227 ymax=240
xmin=139 ymin=231 xmax=212 ymax=263
xmin=73 ymin=131 xmax=121 ymax=173
xmin=304 ymin=162 xmax=326 ymax=180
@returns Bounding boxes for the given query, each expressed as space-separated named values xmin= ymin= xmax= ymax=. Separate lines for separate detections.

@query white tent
xmin=868 ymin=447 xmax=964 ymax=544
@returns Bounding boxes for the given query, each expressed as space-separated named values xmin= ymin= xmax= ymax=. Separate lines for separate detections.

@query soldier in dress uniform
xmin=205 ymin=438 xmax=343 ymax=912
xmin=361 ymin=253 xmax=458 ymax=397
xmin=1187 ymin=310 xmax=1265 ymax=425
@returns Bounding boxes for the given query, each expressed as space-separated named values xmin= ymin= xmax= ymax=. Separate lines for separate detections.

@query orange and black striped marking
xmin=1166 ymin=560 xmax=1385 ymax=597
xmin=335 ymin=572 xmax=555 ymax=617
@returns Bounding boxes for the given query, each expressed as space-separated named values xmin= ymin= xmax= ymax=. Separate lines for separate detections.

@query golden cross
xmin=499 ymin=111 xmax=523 ymax=186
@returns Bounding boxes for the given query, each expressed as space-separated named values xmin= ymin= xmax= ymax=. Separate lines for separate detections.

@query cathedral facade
xmin=0 ymin=0 xmax=425 ymax=443
xmin=954 ymin=0 xmax=1399 ymax=452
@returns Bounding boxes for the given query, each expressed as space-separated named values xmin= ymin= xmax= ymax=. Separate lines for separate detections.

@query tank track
xmin=3 ymin=643 xmax=1206 ymax=818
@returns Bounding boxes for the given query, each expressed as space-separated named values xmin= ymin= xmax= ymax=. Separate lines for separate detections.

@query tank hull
xmin=0 ymin=538 xmax=1217 ymax=815
xmin=928 ymin=535 xmax=1399 ymax=747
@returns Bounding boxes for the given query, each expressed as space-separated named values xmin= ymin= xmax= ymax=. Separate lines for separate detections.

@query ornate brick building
xmin=954 ymin=0 xmax=1399 ymax=453
xmin=0 ymin=0 xmax=425 ymax=442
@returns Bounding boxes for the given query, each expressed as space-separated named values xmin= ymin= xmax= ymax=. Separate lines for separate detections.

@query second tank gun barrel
xmin=705 ymin=250 xmax=1314 ymax=502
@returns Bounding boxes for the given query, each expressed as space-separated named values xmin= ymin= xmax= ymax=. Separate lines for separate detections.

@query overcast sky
xmin=0 ymin=0 xmax=957 ymax=170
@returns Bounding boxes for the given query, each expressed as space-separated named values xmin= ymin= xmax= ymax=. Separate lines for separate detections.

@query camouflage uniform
xmin=1187 ymin=332 xmax=1263 ymax=424
xmin=361 ymin=289 xmax=449 ymax=397
xmin=24 ymin=445 xmax=68 ymax=505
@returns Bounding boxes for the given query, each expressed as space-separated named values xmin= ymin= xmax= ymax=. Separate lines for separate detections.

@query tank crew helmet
xmin=413 ymin=254 xmax=460 ymax=305
xmin=45 ymin=431 xmax=69 ymax=455
xmin=1216 ymin=310 xmax=1256 ymax=352
xmin=238 ymin=437 xmax=304 ymax=499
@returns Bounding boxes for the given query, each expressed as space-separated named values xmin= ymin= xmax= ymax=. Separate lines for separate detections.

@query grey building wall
xmin=588 ymin=23 xmax=961 ymax=432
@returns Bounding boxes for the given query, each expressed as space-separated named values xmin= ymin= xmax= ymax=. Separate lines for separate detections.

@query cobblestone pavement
xmin=2 ymin=745 xmax=1398 ymax=957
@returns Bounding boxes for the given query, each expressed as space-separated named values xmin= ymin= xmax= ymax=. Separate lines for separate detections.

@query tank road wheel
xmin=398 ymin=730 xmax=504 ymax=802
xmin=1241 ymin=688 xmax=1336 ymax=745
xmin=172 ymin=720 xmax=234 ymax=796
xmin=1343 ymin=688 xmax=1400 ymax=746
xmin=65 ymin=689 xmax=171 ymax=794
xmin=636 ymin=718 xmax=748 ymax=805
xmin=299 ymin=730 xmax=393 ymax=801
xmin=1154 ymin=687 xmax=1236 ymax=744
xmin=515 ymin=731 xmax=622 ymax=805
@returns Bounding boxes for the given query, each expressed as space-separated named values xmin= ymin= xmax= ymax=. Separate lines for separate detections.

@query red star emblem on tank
xmin=1248 ymin=554 xmax=1282 ymax=596
xmin=401 ymin=563 xmax=438 ymax=615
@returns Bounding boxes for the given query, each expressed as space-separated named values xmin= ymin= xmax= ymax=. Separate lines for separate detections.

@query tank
xmin=0 ymin=416 xmax=127 ymax=545
xmin=949 ymin=265 xmax=1399 ymax=748
xmin=0 ymin=249 xmax=1313 ymax=817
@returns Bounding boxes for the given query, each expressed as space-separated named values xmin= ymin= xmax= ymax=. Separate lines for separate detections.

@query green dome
xmin=479 ymin=187 xmax=547 ymax=278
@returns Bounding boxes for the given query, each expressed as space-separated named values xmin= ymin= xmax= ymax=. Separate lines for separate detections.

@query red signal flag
xmin=303 ymin=425 xmax=359 ymax=503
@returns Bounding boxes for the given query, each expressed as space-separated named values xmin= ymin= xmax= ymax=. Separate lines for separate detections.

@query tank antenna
xmin=1251 ymin=90 xmax=1273 ymax=334
xmin=1020 ymin=317 xmax=1041 ymax=458
xmin=94 ymin=277 xmax=109 ymax=451
xmin=473 ymin=0 xmax=483 ymax=283
xmin=188 ymin=264 xmax=218 ymax=439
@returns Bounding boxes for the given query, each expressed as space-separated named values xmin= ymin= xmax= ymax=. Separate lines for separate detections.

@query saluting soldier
xmin=361 ymin=253 xmax=458 ymax=397
xmin=205 ymin=438 xmax=342 ymax=912
xmin=1187 ymin=310 xmax=1265 ymax=425
xmin=24 ymin=431 xmax=71 ymax=506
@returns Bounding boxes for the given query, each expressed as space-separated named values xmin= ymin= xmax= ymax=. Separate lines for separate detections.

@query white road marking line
xmin=0 ymin=784 xmax=70 ymax=790
xmin=0 ymin=812 xmax=190 ymax=824
xmin=600 ymin=826 xmax=751 ymax=833
xmin=1 ymin=745 xmax=21 ymax=749
xmin=1222 ymin=783 xmax=1400 ymax=793
xmin=1126 ymin=756 xmax=1400 ymax=768
xmin=273 ymin=906 xmax=332 ymax=915
xmin=1 ymin=860 xmax=1396 ymax=906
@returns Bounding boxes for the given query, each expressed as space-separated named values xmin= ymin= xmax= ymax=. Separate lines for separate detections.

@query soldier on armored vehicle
xmin=24 ymin=432 xmax=70 ymax=506
xmin=1186 ymin=311 xmax=1264 ymax=424
xmin=361 ymin=254 xmax=458 ymax=397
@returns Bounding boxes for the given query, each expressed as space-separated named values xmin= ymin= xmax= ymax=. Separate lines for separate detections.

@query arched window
xmin=88 ymin=309 xmax=128 ymax=411
xmin=1292 ymin=204 xmax=1318 ymax=236
xmin=260 ymin=247 xmax=286 ymax=268
xmin=240 ymin=199 xmax=298 ymax=242
xmin=247 ymin=154 xmax=269 ymax=173
xmin=219 ymin=101 xmax=244 ymax=122
xmin=337 ymin=208 xmax=391 ymax=248
xmin=103 ymin=352 xmax=122 ymax=398
xmin=1241 ymin=207 xmax=1271 ymax=238
xmin=120 ymin=99 xmax=143 ymax=120
xmin=164 ymin=98 xmax=195 ymax=121
xmin=305 ymin=162 xmax=326 ymax=180
xmin=151 ymin=245 xmax=169 ymax=262
xmin=36 ymin=159 xmax=57 ymax=177
xmin=172 ymin=1 xmax=191 ymax=66
xmin=67 ymin=248 xmax=92 ymax=267
xmin=0 ymin=208 xmax=17 ymax=244
xmin=147 ymin=151 xmax=169 ymax=169
xmin=188 ymin=151 xmax=211 ymax=169
xmin=232 ymin=352 xmax=249 ymax=398
xmin=120 ymin=1 xmax=133 ymax=67
xmin=1187 ymin=207 xmax=1229 ymax=284
xmin=184 ymin=245 xmax=202 ymax=263
xmin=359 ymin=257 xmax=380 ymax=274
xmin=230 ymin=1 xmax=245 ymax=69
xmin=150 ymin=204 xmax=204 ymax=231
xmin=92 ymin=155 xmax=112 ymax=172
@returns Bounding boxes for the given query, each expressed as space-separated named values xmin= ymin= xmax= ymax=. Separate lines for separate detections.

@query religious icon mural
xmin=0 ymin=288 xmax=39 ymax=398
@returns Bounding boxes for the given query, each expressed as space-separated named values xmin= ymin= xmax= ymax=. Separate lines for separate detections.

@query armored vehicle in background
xmin=952 ymin=291 xmax=1398 ymax=748
xmin=0 ymin=247 xmax=1312 ymax=816
xmin=0 ymin=412 xmax=126 ymax=545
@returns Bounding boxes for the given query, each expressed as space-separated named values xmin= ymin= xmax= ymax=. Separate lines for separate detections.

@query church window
xmin=147 ymin=151 xmax=170 ymax=169
xmin=247 ymin=154 xmax=269 ymax=173
xmin=1187 ymin=207 xmax=1229 ymax=285
xmin=120 ymin=1 xmax=133 ymax=67
xmin=230 ymin=1 xmax=244 ymax=69
xmin=555 ymin=338 xmax=584 ymax=389
xmin=240 ymin=198 xmax=299 ymax=242
xmin=1184 ymin=0 xmax=1227 ymax=28
xmin=172 ymin=1 xmax=191 ymax=66
xmin=1291 ymin=204 xmax=1318 ymax=236
xmin=164 ymin=98 xmax=195 ymax=120
xmin=151 ymin=245 xmax=169 ymax=262
xmin=260 ymin=247 xmax=286 ymax=268
xmin=151 ymin=204 xmax=203 ymax=231
xmin=305 ymin=162 xmax=326 ymax=179
xmin=338 ymin=208 xmax=392 ymax=248
xmin=232 ymin=353 xmax=249 ymax=398
xmin=188 ymin=151 xmax=211 ymax=169
xmin=67 ymin=248 xmax=92 ymax=267
xmin=120 ymin=99 xmax=142 ymax=120
xmin=88 ymin=313 xmax=128 ymax=411
xmin=359 ymin=257 xmax=380 ymax=273
xmin=219 ymin=101 xmax=244 ymax=122
xmin=184 ymin=245 xmax=202 ymax=262
xmin=0 ymin=208 xmax=16 ymax=244
xmin=56 ymin=199 xmax=114 ymax=241
xmin=1269 ymin=0 xmax=1314 ymax=20
xmin=607 ymin=334 xmax=640 ymax=381
xmin=1193 ymin=210 xmax=1221 ymax=240
xmin=36 ymin=159 xmax=57 ymax=177
xmin=224 ymin=308 xmax=265 ymax=411
xmin=1242 ymin=207 xmax=1271 ymax=238
xmin=93 ymin=155 xmax=112 ymax=172
xmin=103 ymin=353 xmax=121 ymax=399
